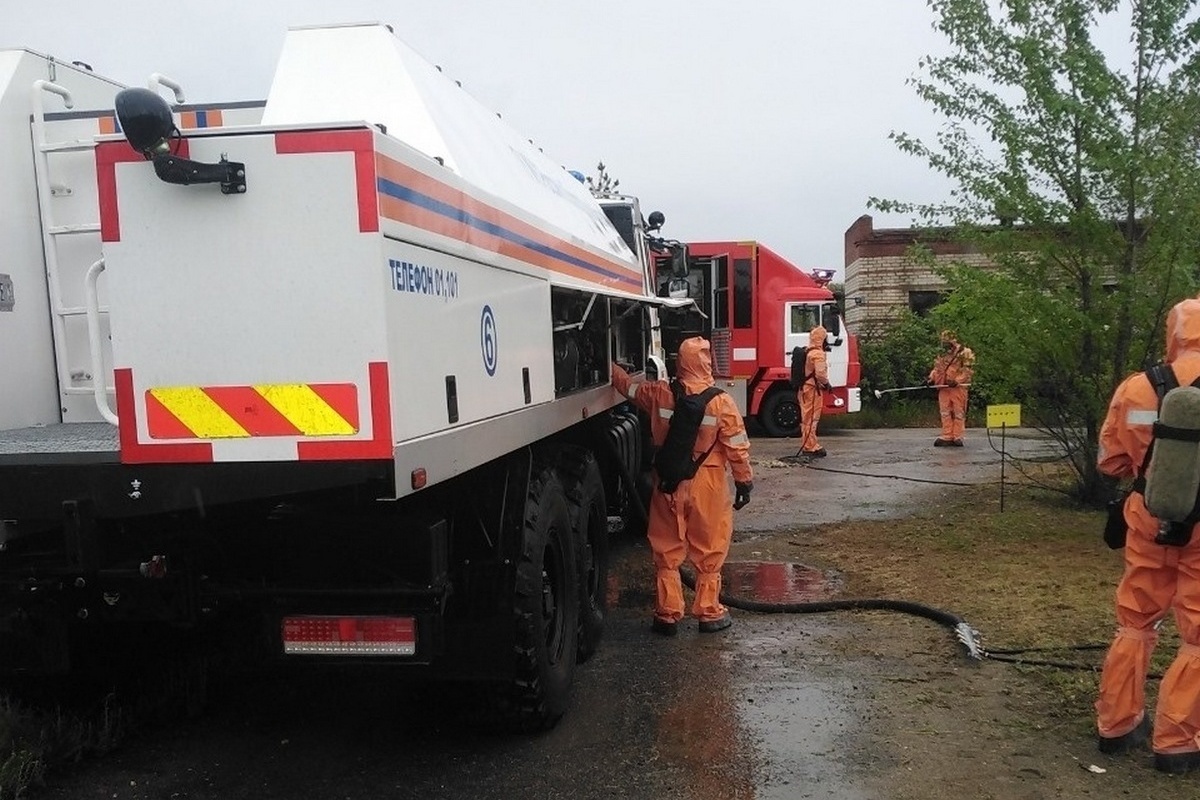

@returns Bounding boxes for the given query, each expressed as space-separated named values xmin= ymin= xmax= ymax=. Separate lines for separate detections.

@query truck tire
xmin=759 ymin=389 xmax=800 ymax=438
xmin=498 ymin=467 xmax=579 ymax=732
xmin=559 ymin=449 xmax=608 ymax=664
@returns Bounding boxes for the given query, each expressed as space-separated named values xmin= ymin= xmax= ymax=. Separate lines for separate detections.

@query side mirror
xmin=115 ymin=87 xmax=176 ymax=156
xmin=115 ymin=87 xmax=247 ymax=194
xmin=822 ymin=303 xmax=841 ymax=337
xmin=647 ymin=211 xmax=665 ymax=232
xmin=670 ymin=246 xmax=689 ymax=279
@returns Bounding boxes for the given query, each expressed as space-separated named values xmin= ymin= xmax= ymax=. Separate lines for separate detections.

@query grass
xmin=823 ymin=397 xmax=990 ymax=430
xmin=0 ymin=649 xmax=208 ymax=799
xmin=812 ymin=488 xmax=1119 ymax=647
xmin=0 ymin=690 xmax=125 ymax=800
xmin=0 ymin=699 xmax=51 ymax=800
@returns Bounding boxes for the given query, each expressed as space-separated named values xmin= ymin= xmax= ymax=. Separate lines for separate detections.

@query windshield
xmin=790 ymin=305 xmax=821 ymax=334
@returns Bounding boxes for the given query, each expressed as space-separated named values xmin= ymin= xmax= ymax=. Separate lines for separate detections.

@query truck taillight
xmin=282 ymin=616 xmax=416 ymax=655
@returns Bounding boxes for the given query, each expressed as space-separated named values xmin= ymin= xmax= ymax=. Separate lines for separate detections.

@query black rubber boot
xmin=934 ymin=438 xmax=952 ymax=447
xmin=1098 ymin=715 xmax=1149 ymax=755
xmin=1154 ymin=751 xmax=1200 ymax=774
xmin=651 ymin=618 xmax=678 ymax=637
xmin=698 ymin=612 xmax=732 ymax=633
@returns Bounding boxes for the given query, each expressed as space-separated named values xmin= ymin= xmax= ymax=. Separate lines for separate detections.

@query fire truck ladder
xmin=30 ymin=79 xmax=115 ymax=424
xmin=30 ymin=76 xmax=186 ymax=426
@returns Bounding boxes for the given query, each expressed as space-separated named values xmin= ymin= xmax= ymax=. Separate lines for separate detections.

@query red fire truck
xmin=652 ymin=241 xmax=861 ymax=437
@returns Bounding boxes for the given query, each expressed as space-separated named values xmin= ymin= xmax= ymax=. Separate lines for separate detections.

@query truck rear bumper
xmin=0 ymin=458 xmax=393 ymax=519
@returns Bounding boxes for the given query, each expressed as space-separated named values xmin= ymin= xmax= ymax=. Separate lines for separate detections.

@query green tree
xmin=828 ymin=281 xmax=847 ymax=320
xmin=859 ymin=310 xmax=940 ymax=401
xmin=872 ymin=0 xmax=1200 ymax=502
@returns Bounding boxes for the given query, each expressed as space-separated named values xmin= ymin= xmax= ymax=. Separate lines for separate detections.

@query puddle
xmin=723 ymin=561 xmax=843 ymax=604
xmin=608 ymin=560 xmax=843 ymax=609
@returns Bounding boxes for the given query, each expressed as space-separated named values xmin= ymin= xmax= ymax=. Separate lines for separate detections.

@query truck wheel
xmin=759 ymin=390 xmax=800 ymax=438
xmin=560 ymin=450 xmax=608 ymax=664
xmin=500 ymin=468 xmax=579 ymax=732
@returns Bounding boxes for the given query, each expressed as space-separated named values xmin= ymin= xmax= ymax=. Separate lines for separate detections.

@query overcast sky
xmin=4 ymin=1 xmax=960 ymax=279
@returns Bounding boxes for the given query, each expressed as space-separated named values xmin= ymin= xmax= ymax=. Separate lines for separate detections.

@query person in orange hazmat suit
xmin=611 ymin=336 xmax=753 ymax=635
xmin=927 ymin=329 xmax=974 ymax=447
xmin=797 ymin=325 xmax=832 ymax=457
xmin=1095 ymin=297 xmax=1200 ymax=774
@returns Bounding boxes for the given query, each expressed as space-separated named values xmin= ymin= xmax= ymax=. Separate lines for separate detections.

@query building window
xmin=733 ymin=258 xmax=752 ymax=328
xmin=908 ymin=290 xmax=945 ymax=317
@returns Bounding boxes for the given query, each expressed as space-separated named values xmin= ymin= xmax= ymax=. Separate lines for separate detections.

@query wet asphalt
xmin=40 ymin=427 xmax=1055 ymax=800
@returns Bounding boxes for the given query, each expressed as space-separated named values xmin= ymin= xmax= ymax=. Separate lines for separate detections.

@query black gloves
xmin=946 ymin=379 xmax=958 ymax=388
xmin=923 ymin=378 xmax=934 ymax=387
xmin=733 ymin=481 xmax=753 ymax=510
xmin=820 ymin=381 xmax=833 ymax=391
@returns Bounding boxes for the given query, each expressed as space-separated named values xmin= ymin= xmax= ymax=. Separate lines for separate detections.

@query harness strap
xmin=1153 ymin=422 xmax=1200 ymax=443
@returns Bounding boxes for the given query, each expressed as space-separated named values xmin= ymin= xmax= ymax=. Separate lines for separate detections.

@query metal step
xmin=39 ymin=140 xmax=98 ymax=154
xmin=47 ymin=223 xmax=101 ymax=236
xmin=62 ymin=386 xmax=115 ymax=397
xmin=54 ymin=306 xmax=96 ymax=317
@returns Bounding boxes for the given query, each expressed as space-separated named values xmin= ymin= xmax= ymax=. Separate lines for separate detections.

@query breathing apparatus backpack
xmin=789 ymin=345 xmax=825 ymax=391
xmin=789 ymin=347 xmax=804 ymax=390
xmin=1137 ymin=363 xmax=1200 ymax=547
xmin=653 ymin=381 xmax=724 ymax=494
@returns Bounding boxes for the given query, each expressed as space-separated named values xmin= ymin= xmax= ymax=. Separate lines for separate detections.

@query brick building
xmin=843 ymin=214 xmax=994 ymax=337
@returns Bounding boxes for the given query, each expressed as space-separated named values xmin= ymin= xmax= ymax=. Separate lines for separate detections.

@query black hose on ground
xmin=777 ymin=456 xmax=983 ymax=487
xmin=679 ymin=568 xmax=984 ymax=660
xmin=986 ymin=643 xmax=1107 ymax=654
xmin=682 ymin=570 xmax=1150 ymax=675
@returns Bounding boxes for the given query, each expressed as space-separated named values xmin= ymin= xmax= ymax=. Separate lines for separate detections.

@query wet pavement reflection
xmin=609 ymin=561 xmax=843 ymax=610
xmin=729 ymin=624 xmax=873 ymax=800
xmin=722 ymin=561 xmax=844 ymax=604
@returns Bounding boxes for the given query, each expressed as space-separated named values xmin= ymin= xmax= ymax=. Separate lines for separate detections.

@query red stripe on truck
xmin=144 ymin=391 xmax=201 ymax=439
xmin=96 ymin=140 xmax=192 ymax=243
xmin=297 ymin=362 xmax=392 ymax=461
xmin=274 ymin=130 xmax=379 ymax=233
xmin=115 ymin=368 xmax=214 ymax=464
xmin=307 ymin=383 xmax=361 ymax=431
xmin=199 ymin=386 xmax=304 ymax=437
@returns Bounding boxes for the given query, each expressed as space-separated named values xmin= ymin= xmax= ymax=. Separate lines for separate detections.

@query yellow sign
xmin=986 ymin=404 xmax=1021 ymax=428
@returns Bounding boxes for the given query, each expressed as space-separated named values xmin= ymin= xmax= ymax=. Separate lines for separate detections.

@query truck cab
xmin=651 ymin=241 xmax=861 ymax=436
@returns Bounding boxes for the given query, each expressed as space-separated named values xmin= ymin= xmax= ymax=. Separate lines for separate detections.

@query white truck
xmin=0 ymin=23 xmax=679 ymax=729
